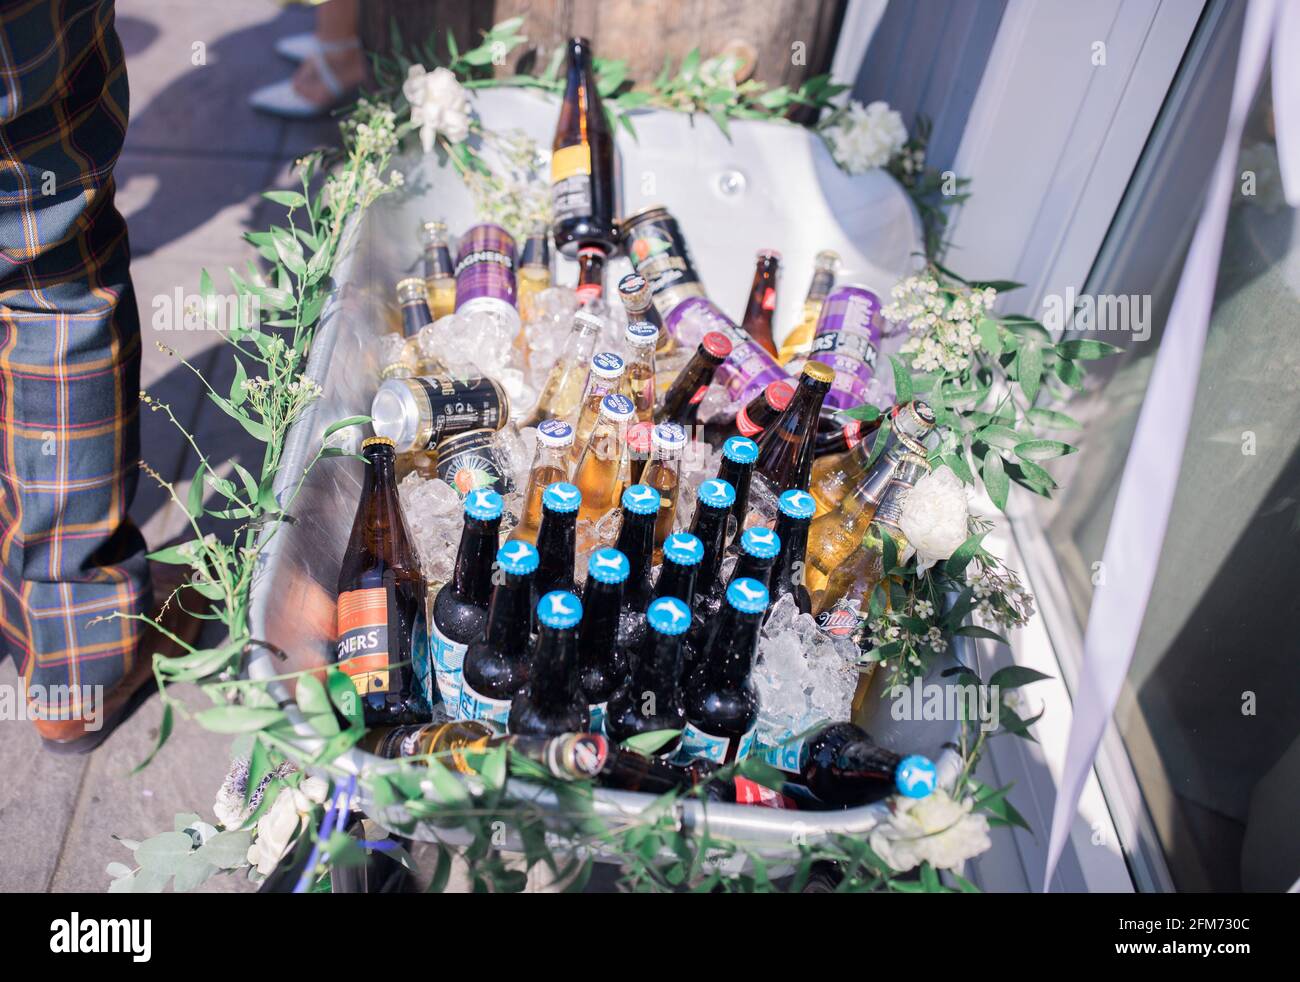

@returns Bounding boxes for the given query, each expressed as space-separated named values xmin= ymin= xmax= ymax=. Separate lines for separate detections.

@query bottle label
xmin=679 ymin=721 xmax=757 ymax=764
xmin=733 ymin=776 xmax=794 ymax=808
xmin=688 ymin=384 xmax=708 ymax=405
xmin=756 ymin=736 xmax=808 ymax=774
xmin=815 ymin=598 xmax=866 ymax=640
xmin=429 ymin=620 xmax=468 ymax=711
xmin=336 ymin=588 xmax=391 ymax=695
xmin=842 ymin=419 xmax=862 ymax=449
xmin=587 ymin=701 xmax=608 ymax=736
xmin=552 ymin=144 xmax=593 ymax=220
xmin=810 ymin=286 xmax=883 ymax=410
xmin=735 ymin=404 xmax=762 ymax=438
xmin=458 ymin=679 xmax=511 ymax=732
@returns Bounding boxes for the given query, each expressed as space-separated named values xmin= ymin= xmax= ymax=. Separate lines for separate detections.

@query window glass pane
xmin=1032 ymin=57 xmax=1299 ymax=891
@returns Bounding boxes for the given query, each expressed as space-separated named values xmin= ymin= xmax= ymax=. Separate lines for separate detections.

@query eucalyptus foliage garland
xmin=108 ymin=19 xmax=1115 ymax=894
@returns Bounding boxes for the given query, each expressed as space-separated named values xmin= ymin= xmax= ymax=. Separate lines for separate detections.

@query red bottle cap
xmin=702 ymin=332 xmax=733 ymax=360
xmin=765 ymin=380 xmax=794 ymax=411
xmin=627 ymin=420 xmax=654 ymax=454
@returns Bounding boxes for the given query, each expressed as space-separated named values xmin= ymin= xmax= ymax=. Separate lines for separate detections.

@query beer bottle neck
xmin=452 ymin=515 xmax=500 ymax=606
xmin=705 ymin=607 xmax=763 ymax=685
xmin=755 ymin=378 xmax=827 ymax=492
xmin=653 ymin=559 xmax=697 ymax=606
xmin=357 ymin=445 xmax=411 ymax=559
xmin=631 ymin=627 xmax=684 ymax=693
xmin=424 ymin=243 xmax=453 ymax=281
xmin=688 ymin=506 xmax=729 ymax=598
xmin=531 ymin=625 xmax=580 ymax=704
xmin=715 ymin=457 xmax=754 ymax=521
xmin=615 ymin=510 xmax=656 ymax=604
xmin=400 ymin=296 xmax=434 ymax=339
xmin=578 ymin=577 xmax=623 ymax=669
xmin=731 ymin=553 xmax=775 ymax=593
xmin=659 ymin=349 xmax=720 ymax=425
xmin=536 ymin=509 xmax=577 ymax=581
xmin=771 ymin=513 xmax=810 ymax=592
xmin=485 ymin=571 xmax=533 ymax=657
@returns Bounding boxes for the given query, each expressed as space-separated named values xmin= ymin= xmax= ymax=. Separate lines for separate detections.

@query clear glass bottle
xmin=622 ymin=319 xmax=659 ymax=426
xmin=419 ymin=220 xmax=457 ymax=320
xmin=777 ymin=250 xmax=838 ymax=365
xmin=639 ymin=421 xmax=687 ymax=559
xmin=573 ymin=393 xmax=636 ymax=522
xmin=524 ymin=308 xmax=603 ymax=426
xmin=810 ymin=401 xmax=935 ymax=518
xmin=569 ymin=351 xmax=627 ymax=468
xmin=510 ymin=419 xmax=574 ymax=546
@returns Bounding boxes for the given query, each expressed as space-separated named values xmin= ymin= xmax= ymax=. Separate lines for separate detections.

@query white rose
xmin=869 ymin=788 xmax=992 ymax=873
xmin=244 ymin=777 xmax=331 ymax=876
xmin=403 ymin=64 xmax=471 ymax=152
xmin=823 ymin=99 xmax=907 ymax=174
xmin=899 ymin=465 xmax=970 ymax=574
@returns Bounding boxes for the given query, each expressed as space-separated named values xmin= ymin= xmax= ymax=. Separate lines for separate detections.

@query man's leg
xmin=0 ymin=0 xmax=151 ymax=743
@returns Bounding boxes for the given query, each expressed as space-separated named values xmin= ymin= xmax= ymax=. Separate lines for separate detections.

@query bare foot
xmin=291 ymin=45 xmax=366 ymax=107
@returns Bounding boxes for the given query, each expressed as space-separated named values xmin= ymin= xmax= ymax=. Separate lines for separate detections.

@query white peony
xmin=245 ymin=776 xmax=330 ymax=876
xmin=403 ymin=64 xmax=471 ymax=152
xmin=822 ymin=100 xmax=907 ymax=174
xmin=899 ymin=464 xmax=970 ymax=574
xmin=869 ymin=788 xmax=992 ymax=873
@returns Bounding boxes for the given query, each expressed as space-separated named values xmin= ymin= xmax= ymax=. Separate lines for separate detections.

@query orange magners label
xmin=335 ymin=587 xmax=390 ymax=695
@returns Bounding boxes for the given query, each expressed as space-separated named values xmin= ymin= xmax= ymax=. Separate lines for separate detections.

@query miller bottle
xmin=739 ymin=249 xmax=781 ymax=358
xmin=510 ymin=591 xmax=589 ymax=736
xmin=334 ymin=436 xmax=426 ymax=725
xmin=753 ymin=361 xmax=834 ymax=496
xmin=533 ymin=481 xmax=581 ymax=610
xmin=805 ymin=416 xmax=934 ymax=597
xmin=577 ymin=547 xmax=629 ymax=733
xmin=686 ymin=478 xmax=735 ymax=615
xmin=810 ymin=401 xmax=935 ymax=517
xmin=428 ymin=488 xmax=504 ymax=711
xmin=688 ymin=525 xmax=778 ymax=662
xmin=776 ymin=249 xmax=839 ymax=365
xmin=715 ymin=435 xmax=758 ymax=545
xmin=655 ymin=332 xmax=732 ymax=428
xmin=419 ymin=221 xmax=457 ymax=321
xmin=523 ymin=308 xmax=603 ymax=426
xmin=550 ymin=37 xmax=617 ymax=256
xmin=639 ymin=421 xmax=687 ymax=555
xmin=769 ymin=489 xmax=816 ymax=616
xmin=458 ymin=541 xmax=539 ymax=729
xmin=653 ymin=531 xmax=703 ymax=606
xmin=729 ymin=379 xmax=793 ymax=442
xmin=615 ymin=484 xmax=660 ymax=619
xmin=605 ymin=596 xmax=691 ymax=755
xmin=679 ymin=578 xmax=768 ymax=764
xmin=510 ymin=419 xmax=573 ymax=546
xmin=573 ymin=393 xmax=635 ymax=522
xmin=570 ymin=351 xmax=626 ymax=467
xmin=799 ymin=722 xmax=937 ymax=806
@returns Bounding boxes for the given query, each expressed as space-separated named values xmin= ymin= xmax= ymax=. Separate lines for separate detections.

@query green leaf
xmin=323 ymin=414 xmax=370 ymax=439
xmin=975 ymin=316 xmax=1002 ymax=360
xmin=295 ymin=673 xmax=332 ymax=717
xmin=1055 ymin=358 xmax=1086 ymax=390
xmin=943 ymin=531 xmax=988 ymax=580
xmin=1018 ymin=340 xmax=1043 ymax=405
xmin=1026 ymin=407 xmax=1081 ymax=430
xmin=199 ymin=267 xmax=214 ymax=298
xmin=989 ymin=665 xmax=1053 ymax=689
xmin=207 ymin=391 xmax=271 ymax=442
xmin=889 ymin=354 xmax=913 ymax=403
xmin=1014 ymin=439 xmax=1077 ymax=462
xmin=620 ymin=729 xmax=682 ymax=756
xmin=943 ymin=450 xmax=974 ymax=485
xmin=981 ymin=449 xmax=1009 ymax=511
xmin=133 ymin=701 xmax=173 ymax=772
xmin=326 ymin=668 xmax=362 ymax=729
xmin=263 ymin=189 xmax=308 ymax=209
xmin=172 ymin=853 xmax=217 ymax=893
xmin=953 ymin=624 xmax=1009 ymax=644
xmin=194 ymin=706 xmax=285 ymax=734
xmin=229 ymin=355 xmax=249 ymax=408
xmin=147 ymin=540 xmax=200 ymax=565
xmin=1056 ymin=339 xmax=1121 ymax=360
xmin=968 ymin=278 xmax=1023 ymax=292
xmin=838 ymin=404 xmax=881 ymax=422
xmin=197 ymin=830 xmax=253 ymax=869
xmin=134 ymin=831 xmax=195 ymax=873
xmin=187 ymin=462 xmax=206 ymax=518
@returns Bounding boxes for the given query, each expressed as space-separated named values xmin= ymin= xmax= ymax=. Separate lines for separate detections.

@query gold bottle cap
xmin=421 ymin=219 xmax=448 ymax=237
xmin=801 ymin=361 xmax=835 ymax=385
xmin=362 ymin=435 xmax=396 ymax=449
xmin=814 ymin=249 xmax=840 ymax=269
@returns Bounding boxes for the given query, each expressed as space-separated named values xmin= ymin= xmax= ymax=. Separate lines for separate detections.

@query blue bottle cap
xmin=590 ymin=351 xmax=625 ymax=378
xmin=536 ymin=418 xmax=575 ymax=448
xmin=621 ymin=484 xmax=661 ymax=516
xmin=778 ymin=488 xmax=817 ymax=520
xmin=464 ymin=488 xmax=504 ymax=521
xmin=625 ymin=321 xmax=659 ymax=346
xmin=646 ymin=596 xmax=692 ymax=636
xmin=740 ymin=526 xmax=780 ymax=560
xmin=722 ymin=435 xmax=759 ymax=465
xmin=662 ymin=532 xmax=704 ymax=567
xmin=496 ymin=540 xmax=540 ymax=576
xmin=895 ymin=755 xmax=938 ymax=798
xmin=726 ymin=577 xmax=769 ymax=614
xmin=537 ymin=590 xmax=583 ymax=630
xmin=542 ymin=481 xmax=582 ymax=514
xmin=697 ymin=478 xmax=736 ymax=509
xmin=599 ymin=393 xmax=636 ymax=421
xmin=587 ymin=547 xmax=630 ymax=584
xmin=651 ymin=421 xmax=688 ymax=451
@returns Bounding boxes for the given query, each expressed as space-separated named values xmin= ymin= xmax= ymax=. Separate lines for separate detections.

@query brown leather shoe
xmin=34 ymin=562 xmax=211 ymax=754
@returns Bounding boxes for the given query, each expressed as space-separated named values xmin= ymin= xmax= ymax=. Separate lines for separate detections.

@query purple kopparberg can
xmin=663 ymin=296 xmax=789 ymax=405
xmin=808 ymin=285 xmax=883 ymax=410
xmin=454 ymin=223 xmax=520 ymax=333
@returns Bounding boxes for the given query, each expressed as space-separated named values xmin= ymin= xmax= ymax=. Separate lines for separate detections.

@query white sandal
xmin=274 ymin=33 xmax=360 ymax=65
xmin=249 ymin=46 xmax=357 ymax=119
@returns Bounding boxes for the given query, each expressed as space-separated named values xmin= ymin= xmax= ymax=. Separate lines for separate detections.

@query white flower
xmin=245 ymin=777 xmax=331 ymax=875
xmin=899 ymin=465 xmax=970 ymax=574
xmin=403 ymin=65 xmax=471 ymax=151
xmin=821 ymin=100 xmax=907 ymax=174
xmin=869 ymin=788 xmax=992 ymax=872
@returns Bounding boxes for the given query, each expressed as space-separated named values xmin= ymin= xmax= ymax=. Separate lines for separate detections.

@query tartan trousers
xmin=0 ymin=0 xmax=149 ymax=716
